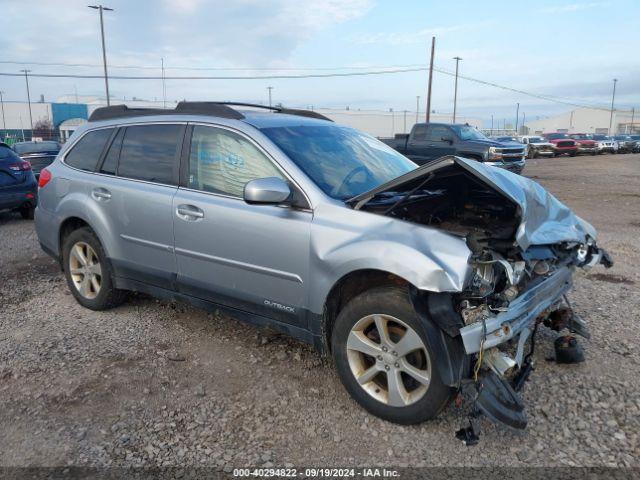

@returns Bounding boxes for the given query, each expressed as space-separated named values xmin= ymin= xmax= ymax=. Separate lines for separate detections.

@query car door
xmin=424 ymin=125 xmax=457 ymax=159
xmin=0 ymin=147 xmax=32 ymax=209
xmin=172 ymin=124 xmax=312 ymax=327
xmin=86 ymin=123 xmax=184 ymax=287
xmin=403 ymin=124 xmax=433 ymax=165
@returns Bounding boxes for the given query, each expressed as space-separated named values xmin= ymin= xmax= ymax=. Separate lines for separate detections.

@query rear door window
xmin=64 ymin=128 xmax=114 ymax=171
xmin=426 ymin=125 xmax=451 ymax=142
xmin=411 ymin=125 xmax=428 ymax=142
xmin=100 ymin=128 xmax=123 ymax=175
xmin=117 ymin=124 xmax=183 ymax=185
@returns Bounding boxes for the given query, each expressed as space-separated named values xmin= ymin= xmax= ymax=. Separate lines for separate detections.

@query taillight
xmin=38 ymin=168 xmax=52 ymax=189
xmin=9 ymin=160 xmax=31 ymax=171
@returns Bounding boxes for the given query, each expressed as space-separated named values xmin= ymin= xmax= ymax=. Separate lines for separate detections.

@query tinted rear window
xmin=117 ymin=124 xmax=182 ymax=184
xmin=14 ymin=142 xmax=61 ymax=154
xmin=65 ymin=129 xmax=114 ymax=171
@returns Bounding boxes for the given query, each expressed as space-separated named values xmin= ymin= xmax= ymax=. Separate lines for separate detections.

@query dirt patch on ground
xmin=587 ymin=273 xmax=636 ymax=285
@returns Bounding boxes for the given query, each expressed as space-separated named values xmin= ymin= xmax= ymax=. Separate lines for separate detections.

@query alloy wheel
xmin=346 ymin=314 xmax=431 ymax=407
xmin=68 ymin=242 xmax=102 ymax=299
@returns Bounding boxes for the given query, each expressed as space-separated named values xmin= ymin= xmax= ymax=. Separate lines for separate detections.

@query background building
xmin=525 ymin=107 xmax=638 ymax=135
xmin=1 ymin=96 xmax=482 ymax=143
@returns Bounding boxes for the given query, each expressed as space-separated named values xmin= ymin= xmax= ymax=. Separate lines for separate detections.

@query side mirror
xmin=244 ymin=177 xmax=291 ymax=205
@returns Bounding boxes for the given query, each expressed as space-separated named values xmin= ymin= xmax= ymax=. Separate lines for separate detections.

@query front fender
xmin=308 ymin=204 xmax=472 ymax=314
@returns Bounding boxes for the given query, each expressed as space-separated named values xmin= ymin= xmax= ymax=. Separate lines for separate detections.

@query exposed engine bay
xmin=348 ymin=156 xmax=613 ymax=437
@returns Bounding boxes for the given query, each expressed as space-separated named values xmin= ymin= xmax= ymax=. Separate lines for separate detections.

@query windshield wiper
xmin=383 ymin=172 xmax=435 ymax=215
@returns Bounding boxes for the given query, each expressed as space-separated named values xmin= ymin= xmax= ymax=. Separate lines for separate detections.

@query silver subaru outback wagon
xmin=35 ymin=102 xmax=612 ymax=430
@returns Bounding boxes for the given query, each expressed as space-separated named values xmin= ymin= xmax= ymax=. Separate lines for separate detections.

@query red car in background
xmin=568 ymin=133 xmax=598 ymax=155
xmin=543 ymin=133 xmax=578 ymax=157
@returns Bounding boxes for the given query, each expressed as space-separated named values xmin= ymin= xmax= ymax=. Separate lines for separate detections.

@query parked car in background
xmin=628 ymin=135 xmax=640 ymax=153
xmin=613 ymin=135 xmax=635 ymax=153
xmin=382 ymin=123 xmax=526 ymax=173
xmin=568 ymin=134 xmax=598 ymax=155
xmin=591 ymin=134 xmax=618 ymax=154
xmin=0 ymin=142 xmax=37 ymax=219
xmin=543 ymin=133 xmax=579 ymax=157
xmin=35 ymin=102 xmax=612 ymax=430
xmin=519 ymin=135 xmax=555 ymax=158
xmin=13 ymin=141 xmax=61 ymax=178
xmin=493 ymin=136 xmax=519 ymax=143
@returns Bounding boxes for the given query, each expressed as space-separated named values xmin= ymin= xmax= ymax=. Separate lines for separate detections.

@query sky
xmin=0 ymin=0 xmax=638 ymax=125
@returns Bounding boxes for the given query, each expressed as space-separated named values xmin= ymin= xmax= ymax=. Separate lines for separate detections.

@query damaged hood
xmin=348 ymin=155 xmax=595 ymax=251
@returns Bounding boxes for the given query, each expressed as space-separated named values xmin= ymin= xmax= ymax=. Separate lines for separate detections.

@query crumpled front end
xmin=350 ymin=155 xmax=613 ymax=432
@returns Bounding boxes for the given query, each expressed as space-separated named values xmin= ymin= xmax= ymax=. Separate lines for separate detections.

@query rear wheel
xmin=62 ymin=227 xmax=126 ymax=310
xmin=19 ymin=205 xmax=34 ymax=220
xmin=331 ymin=287 xmax=452 ymax=424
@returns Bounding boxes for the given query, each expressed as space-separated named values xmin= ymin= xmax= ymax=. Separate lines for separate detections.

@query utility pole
xmin=267 ymin=86 xmax=273 ymax=107
xmin=390 ymin=108 xmax=394 ymax=136
xmin=20 ymin=69 xmax=33 ymax=132
xmin=403 ymin=110 xmax=407 ymax=133
xmin=522 ymin=112 xmax=526 ymax=133
xmin=452 ymin=56 xmax=462 ymax=123
xmin=88 ymin=5 xmax=114 ymax=106
xmin=631 ymin=107 xmax=635 ymax=134
xmin=0 ymin=91 xmax=6 ymax=136
xmin=415 ymin=95 xmax=420 ymax=124
xmin=608 ymin=78 xmax=617 ymax=136
xmin=515 ymin=102 xmax=520 ymax=134
xmin=161 ymin=57 xmax=167 ymax=108
xmin=490 ymin=114 xmax=494 ymax=136
xmin=425 ymin=36 xmax=435 ymax=123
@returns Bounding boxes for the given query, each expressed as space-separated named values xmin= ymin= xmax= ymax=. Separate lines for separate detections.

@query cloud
xmin=541 ymin=2 xmax=609 ymax=14
xmin=349 ymin=21 xmax=494 ymax=45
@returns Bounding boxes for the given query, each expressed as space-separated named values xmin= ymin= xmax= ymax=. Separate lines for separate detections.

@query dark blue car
xmin=0 ymin=142 xmax=37 ymax=219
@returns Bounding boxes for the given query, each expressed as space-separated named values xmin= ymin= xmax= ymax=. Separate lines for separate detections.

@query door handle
xmin=176 ymin=204 xmax=204 ymax=220
xmin=91 ymin=188 xmax=112 ymax=201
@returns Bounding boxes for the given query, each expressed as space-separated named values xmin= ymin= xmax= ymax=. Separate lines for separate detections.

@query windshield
xmin=592 ymin=135 xmax=608 ymax=140
xmin=546 ymin=133 xmax=568 ymax=139
xmin=570 ymin=134 xmax=589 ymax=139
xmin=528 ymin=137 xmax=544 ymax=143
xmin=13 ymin=142 xmax=60 ymax=154
xmin=450 ymin=125 xmax=488 ymax=141
xmin=261 ymin=125 xmax=417 ymax=200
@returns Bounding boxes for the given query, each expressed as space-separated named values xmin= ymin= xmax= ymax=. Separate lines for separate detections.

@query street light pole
xmin=88 ymin=5 xmax=114 ymax=106
xmin=0 ymin=91 xmax=6 ymax=136
xmin=20 ymin=69 xmax=33 ymax=132
xmin=608 ymin=78 xmax=617 ymax=136
xmin=515 ymin=102 xmax=520 ymax=134
xmin=267 ymin=86 xmax=273 ymax=107
xmin=415 ymin=95 xmax=420 ymax=124
xmin=452 ymin=56 xmax=462 ymax=123
xmin=161 ymin=57 xmax=166 ymax=108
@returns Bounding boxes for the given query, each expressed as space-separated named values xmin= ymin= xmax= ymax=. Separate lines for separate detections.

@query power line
xmin=0 ymin=59 xmax=428 ymax=71
xmin=0 ymin=66 xmax=429 ymax=80
xmin=0 ymin=65 xmax=630 ymax=113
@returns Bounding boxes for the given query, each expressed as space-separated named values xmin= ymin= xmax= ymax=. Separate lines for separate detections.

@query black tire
xmin=62 ymin=227 xmax=126 ymax=310
xmin=570 ymin=151 xmax=577 ymax=157
xmin=331 ymin=286 xmax=453 ymax=425
xmin=19 ymin=205 xmax=34 ymax=220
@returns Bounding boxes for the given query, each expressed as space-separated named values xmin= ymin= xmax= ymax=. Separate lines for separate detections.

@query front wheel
xmin=331 ymin=287 xmax=452 ymax=425
xmin=62 ymin=227 xmax=127 ymax=310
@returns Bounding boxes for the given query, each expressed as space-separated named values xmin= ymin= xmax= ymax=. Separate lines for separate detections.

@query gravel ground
xmin=0 ymin=153 xmax=639 ymax=470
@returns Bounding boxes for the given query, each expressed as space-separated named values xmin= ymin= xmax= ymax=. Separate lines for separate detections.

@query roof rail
xmin=89 ymin=101 xmax=333 ymax=123
xmin=89 ymin=102 xmax=244 ymax=122
xmin=218 ymin=102 xmax=333 ymax=122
